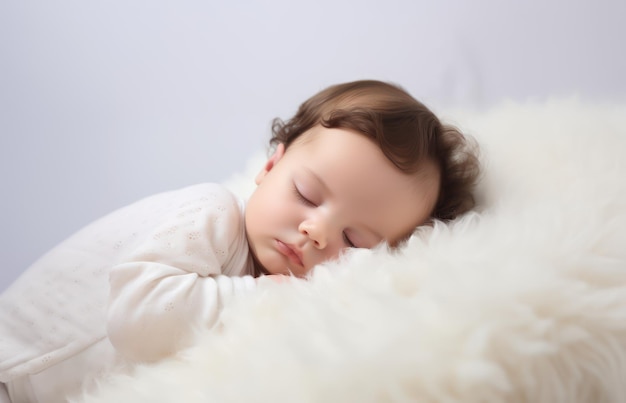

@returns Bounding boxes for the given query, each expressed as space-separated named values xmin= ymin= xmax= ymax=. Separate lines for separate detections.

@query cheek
xmin=268 ymin=198 xmax=298 ymax=227
xmin=249 ymin=186 xmax=291 ymax=227
xmin=247 ymin=192 xmax=271 ymax=230
xmin=248 ymin=176 xmax=305 ymax=234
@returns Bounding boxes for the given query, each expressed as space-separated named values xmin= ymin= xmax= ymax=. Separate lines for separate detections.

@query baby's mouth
xmin=275 ymin=240 xmax=304 ymax=267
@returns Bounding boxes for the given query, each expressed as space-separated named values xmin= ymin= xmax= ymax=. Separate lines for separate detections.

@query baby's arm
xmin=107 ymin=262 xmax=254 ymax=362
xmin=106 ymin=184 xmax=254 ymax=363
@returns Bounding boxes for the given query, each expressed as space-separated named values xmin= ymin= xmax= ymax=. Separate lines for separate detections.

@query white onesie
xmin=0 ymin=183 xmax=257 ymax=402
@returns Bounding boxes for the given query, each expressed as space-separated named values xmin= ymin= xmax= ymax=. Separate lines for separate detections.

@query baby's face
xmin=245 ymin=125 xmax=440 ymax=277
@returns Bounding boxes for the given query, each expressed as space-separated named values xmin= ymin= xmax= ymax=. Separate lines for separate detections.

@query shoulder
xmin=177 ymin=183 xmax=242 ymax=219
xmin=168 ymin=183 xmax=244 ymax=234
xmin=132 ymin=183 xmax=241 ymax=220
xmin=117 ymin=183 xmax=246 ymax=273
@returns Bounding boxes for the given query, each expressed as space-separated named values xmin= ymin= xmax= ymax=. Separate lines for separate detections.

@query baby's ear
xmin=255 ymin=143 xmax=286 ymax=185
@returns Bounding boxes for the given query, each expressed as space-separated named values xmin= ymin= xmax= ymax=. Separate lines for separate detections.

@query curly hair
xmin=270 ymin=80 xmax=480 ymax=222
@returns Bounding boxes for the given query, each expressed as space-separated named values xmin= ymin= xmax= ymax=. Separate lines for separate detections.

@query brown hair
xmin=270 ymin=80 xmax=480 ymax=222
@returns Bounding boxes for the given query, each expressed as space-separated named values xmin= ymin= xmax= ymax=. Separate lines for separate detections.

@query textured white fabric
xmin=0 ymin=183 xmax=256 ymax=402
xmin=78 ymin=99 xmax=626 ymax=403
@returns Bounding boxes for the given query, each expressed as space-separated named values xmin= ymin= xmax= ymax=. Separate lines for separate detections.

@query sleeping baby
xmin=0 ymin=79 xmax=479 ymax=403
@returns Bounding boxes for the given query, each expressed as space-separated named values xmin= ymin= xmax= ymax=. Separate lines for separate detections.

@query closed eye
xmin=343 ymin=232 xmax=356 ymax=248
xmin=293 ymin=184 xmax=316 ymax=207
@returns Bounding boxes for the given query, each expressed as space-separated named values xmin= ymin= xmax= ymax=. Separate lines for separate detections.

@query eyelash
xmin=343 ymin=233 xmax=356 ymax=248
xmin=293 ymin=184 xmax=356 ymax=248
xmin=293 ymin=185 xmax=316 ymax=207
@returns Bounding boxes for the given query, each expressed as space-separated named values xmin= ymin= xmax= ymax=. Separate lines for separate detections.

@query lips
xmin=275 ymin=240 xmax=304 ymax=267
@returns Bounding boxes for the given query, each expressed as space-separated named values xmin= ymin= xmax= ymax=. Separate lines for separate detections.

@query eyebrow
xmin=304 ymin=167 xmax=385 ymax=243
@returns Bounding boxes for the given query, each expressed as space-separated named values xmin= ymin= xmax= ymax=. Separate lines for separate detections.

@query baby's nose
xmin=298 ymin=220 xmax=328 ymax=249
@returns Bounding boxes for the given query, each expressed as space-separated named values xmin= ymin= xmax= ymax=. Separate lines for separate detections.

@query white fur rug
xmin=79 ymin=99 xmax=626 ymax=403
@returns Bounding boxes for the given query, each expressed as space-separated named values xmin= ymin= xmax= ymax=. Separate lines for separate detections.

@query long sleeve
xmin=106 ymin=184 xmax=256 ymax=363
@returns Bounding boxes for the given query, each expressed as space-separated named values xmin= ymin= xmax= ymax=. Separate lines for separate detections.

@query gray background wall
xmin=1 ymin=0 xmax=625 ymax=290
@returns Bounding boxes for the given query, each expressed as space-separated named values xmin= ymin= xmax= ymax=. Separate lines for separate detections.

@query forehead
xmin=287 ymin=126 xmax=439 ymax=242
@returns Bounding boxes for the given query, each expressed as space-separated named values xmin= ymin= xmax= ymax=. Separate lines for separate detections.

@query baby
xmin=0 ymin=80 xmax=479 ymax=402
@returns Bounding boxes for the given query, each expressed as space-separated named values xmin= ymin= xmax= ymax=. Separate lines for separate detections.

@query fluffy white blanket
xmin=79 ymin=99 xmax=626 ymax=403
